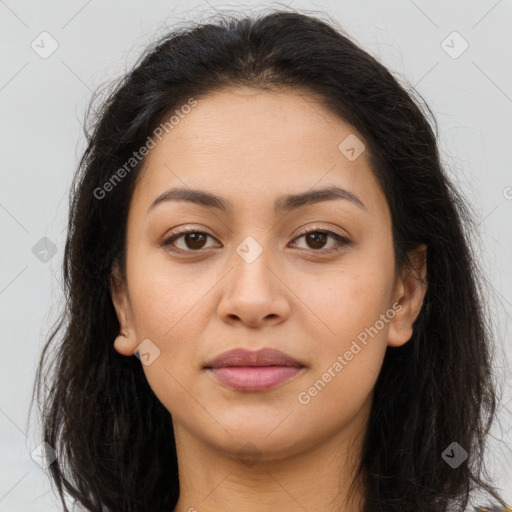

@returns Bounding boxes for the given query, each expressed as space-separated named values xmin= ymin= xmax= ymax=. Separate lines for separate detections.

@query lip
xmin=204 ymin=347 xmax=305 ymax=391
xmin=205 ymin=347 xmax=303 ymax=369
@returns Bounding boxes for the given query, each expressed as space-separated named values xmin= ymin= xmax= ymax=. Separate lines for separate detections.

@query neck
xmin=171 ymin=406 xmax=368 ymax=512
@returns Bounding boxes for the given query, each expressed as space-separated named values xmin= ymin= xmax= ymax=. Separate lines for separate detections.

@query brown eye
xmin=291 ymin=229 xmax=348 ymax=252
xmin=162 ymin=231 xmax=219 ymax=252
xmin=182 ymin=233 xmax=207 ymax=250
xmin=305 ymin=232 xmax=328 ymax=249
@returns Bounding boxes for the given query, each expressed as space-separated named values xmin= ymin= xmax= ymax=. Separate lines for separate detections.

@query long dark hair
xmin=31 ymin=8 xmax=508 ymax=511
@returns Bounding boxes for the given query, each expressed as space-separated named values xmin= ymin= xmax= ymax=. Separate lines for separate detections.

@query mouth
xmin=204 ymin=347 xmax=306 ymax=392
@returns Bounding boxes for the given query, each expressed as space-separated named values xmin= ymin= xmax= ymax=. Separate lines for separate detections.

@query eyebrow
xmin=147 ymin=185 xmax=366 ymax=215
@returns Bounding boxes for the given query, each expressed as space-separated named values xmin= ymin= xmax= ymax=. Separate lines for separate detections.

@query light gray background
xmin=1 ymin=0 xmax=511 ymax=510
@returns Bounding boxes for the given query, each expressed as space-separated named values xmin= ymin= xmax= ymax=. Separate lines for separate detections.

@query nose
xmin=216 ymin=241 xmax=291 ymax=329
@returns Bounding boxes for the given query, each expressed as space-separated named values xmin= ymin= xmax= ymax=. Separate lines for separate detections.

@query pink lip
xmin=205 ymin=348 xmax=305 ymax=391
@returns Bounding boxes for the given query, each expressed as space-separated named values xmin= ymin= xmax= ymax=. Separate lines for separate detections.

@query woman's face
xmin=111 ymin=86 xmax=426 ymax=462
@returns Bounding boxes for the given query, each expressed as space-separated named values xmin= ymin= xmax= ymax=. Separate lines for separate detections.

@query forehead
xmin=130 ymin=86 xmax=388 ymax=220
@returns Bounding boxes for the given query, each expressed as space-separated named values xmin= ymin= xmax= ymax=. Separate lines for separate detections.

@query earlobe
xmin=387 ymin=244 xmax=428 ymax=348
xmin=110 ymin=262 xmax=138 ymax=356
xmin=114 ymin=330 xmax=137 ymax=356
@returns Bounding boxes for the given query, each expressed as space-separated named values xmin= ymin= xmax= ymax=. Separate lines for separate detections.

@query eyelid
xmin=293 ymin=224 xmax=348 ymax=241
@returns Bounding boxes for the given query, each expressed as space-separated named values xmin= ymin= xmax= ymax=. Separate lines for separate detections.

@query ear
xmin=387 ymin=244 xmax=428 ymax=348
xmin=110 ymin=262 xmax=138 ymax=356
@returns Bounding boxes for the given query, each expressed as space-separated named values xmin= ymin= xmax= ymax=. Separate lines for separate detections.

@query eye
xmin=162 ymin=229 xmax=220 ymax=252
xmin=289 ymin=228 xmax=349 ymax=253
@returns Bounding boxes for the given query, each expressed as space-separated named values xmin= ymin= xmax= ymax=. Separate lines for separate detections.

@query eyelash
xmin=161 ymin=226 xmax=349 ymax=255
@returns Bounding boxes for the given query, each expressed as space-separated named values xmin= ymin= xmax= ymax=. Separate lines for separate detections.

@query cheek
xmin=294 ymin=256 xmax=395 ymax=413
xmin=127 ymin=248 xmax=215 ymax=340
xmin=298 ymin=255 xmax=395 ymax=346
xmin=298 ymin=276 xmax=391 ymax=403
xmin=129 ymin=272 xmax=208 ymax=415
xmin=295 ymin=269 xmax=393 ymax=418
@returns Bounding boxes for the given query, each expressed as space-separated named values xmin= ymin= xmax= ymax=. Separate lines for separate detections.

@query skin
xmin=110 ymin=86 xmax=427 ymax=512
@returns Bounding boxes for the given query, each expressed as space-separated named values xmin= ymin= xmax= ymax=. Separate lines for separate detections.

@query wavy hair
xmin=31 ymin=8 xmax=508 ymax=511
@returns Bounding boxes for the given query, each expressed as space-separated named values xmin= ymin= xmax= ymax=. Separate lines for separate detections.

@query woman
xmin=31 ymin=8 xmax=509 ymax=512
